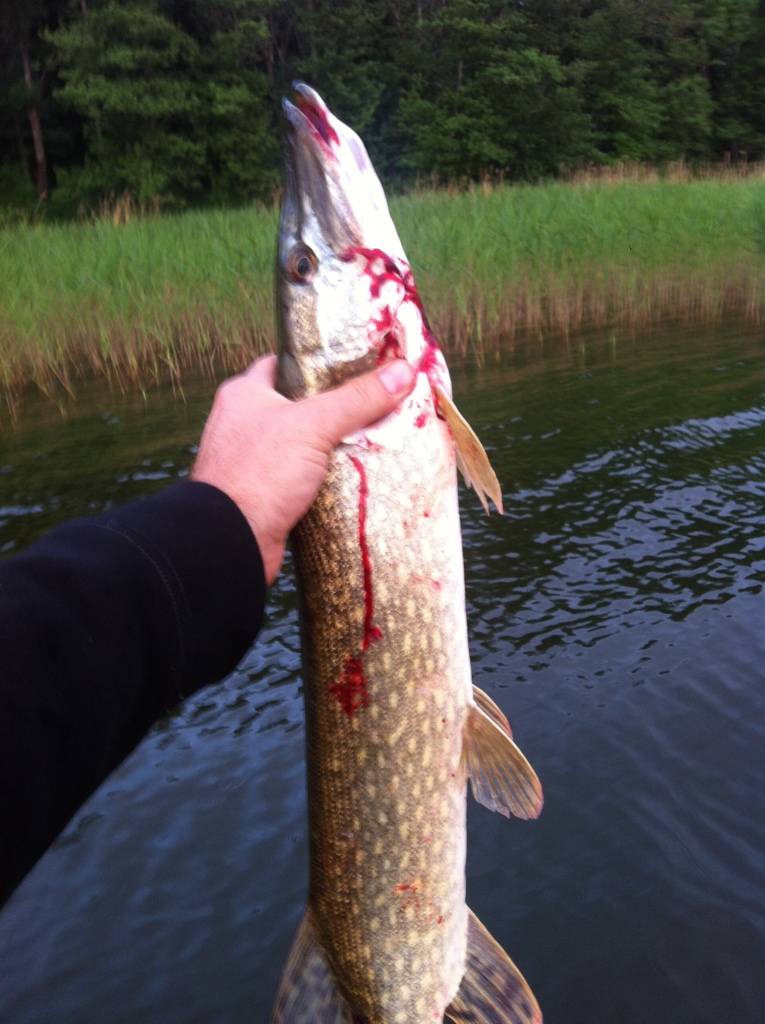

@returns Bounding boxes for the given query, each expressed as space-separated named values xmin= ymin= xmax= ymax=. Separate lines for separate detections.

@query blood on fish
xmin=296 ymin=95 xmax=339 ymax=150
xmin=418 ymin=342 xmax=441 ymax=377
xmin=342 ymin=246 xmax=403 ymax=301
xmin=414 ymin=410 xmax=428 ymax=428
xmin=401 ymin=268 xmax=433 ymax=331
xmin=329 ymin=656 xmax=370 ymax=717
xmin=349 ymin=456 xmax=382 ymax=651
xmin=372 ymin=305 xmax=395 ymax=335
xmin=377 ymin=330 xmax=404 ymax=364
xmin=330 ymin=457 xmax=381 ymax=718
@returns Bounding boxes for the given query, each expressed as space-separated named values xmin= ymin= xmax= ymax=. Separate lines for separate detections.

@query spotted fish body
xmin=272 ymin=84 xmax=543 ymax=1024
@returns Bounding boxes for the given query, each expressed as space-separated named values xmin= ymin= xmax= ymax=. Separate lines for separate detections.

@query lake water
xmin=0 ymin=327 xmax=763 ymax=1024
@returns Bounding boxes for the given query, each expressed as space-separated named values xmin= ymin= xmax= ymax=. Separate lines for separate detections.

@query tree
xmin=397 ymin=0 xmax=594 ymax=180
xmin=50 ymin=0 xmax=278 ymax=207
xmin=0 ymin=0 xmax=63 ymax=198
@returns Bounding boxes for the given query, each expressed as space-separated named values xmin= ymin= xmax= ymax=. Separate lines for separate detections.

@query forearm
xmin=0 ymin=481 xmax=265 ymax=905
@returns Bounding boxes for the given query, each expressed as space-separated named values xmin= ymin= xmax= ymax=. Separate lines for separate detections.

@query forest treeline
xmin=2 ymin=0 xmax=765 ymax=215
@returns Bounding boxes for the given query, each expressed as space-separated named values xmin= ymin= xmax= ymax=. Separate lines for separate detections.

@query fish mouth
xmin=281 ymin=82 xmax=403 ymax=259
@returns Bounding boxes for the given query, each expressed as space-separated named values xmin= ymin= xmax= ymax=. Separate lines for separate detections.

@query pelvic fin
xmin=463 ymin=686 xmax=543 ymax=819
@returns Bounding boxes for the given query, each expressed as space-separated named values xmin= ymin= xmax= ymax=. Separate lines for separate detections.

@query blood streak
xmin=330 ymin=456 xmax=381 ymax=718
xmin=329 ymin=656 xmax=369 ymax=718
xmin=342 ymin=246 xmax=403 ymax=300
xmin=377 ymin=330 xmax=404 ymax=364
xmin=349 ymin=455 xmax=382 ymax=650
xmin=296 ymin=95 xmax=340 ymax=151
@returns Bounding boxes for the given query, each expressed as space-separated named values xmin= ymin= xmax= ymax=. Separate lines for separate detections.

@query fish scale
xmin=292 ymin=412 xmax=471 ymax=1023
xmin=272 ymin=82 xmax=544 ymax=1024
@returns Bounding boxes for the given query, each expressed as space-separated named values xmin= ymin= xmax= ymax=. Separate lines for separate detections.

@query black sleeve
xmin=0 ymin=480 xmax=266 ymax=906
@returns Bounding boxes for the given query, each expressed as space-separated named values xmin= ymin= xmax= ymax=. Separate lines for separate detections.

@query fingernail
xmin=378 ymin=359 xmax=414 ymax=395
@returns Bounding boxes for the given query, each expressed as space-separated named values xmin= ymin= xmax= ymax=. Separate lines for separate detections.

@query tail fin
xmin=446 ymin=909 xmax=542 ymax=1024
xmin=270 ymin=908 xmax=358 ymax=1024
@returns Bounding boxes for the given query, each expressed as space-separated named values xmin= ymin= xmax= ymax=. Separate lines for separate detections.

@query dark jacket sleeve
xmin=0 ymin=481 xmax=265 ymax=906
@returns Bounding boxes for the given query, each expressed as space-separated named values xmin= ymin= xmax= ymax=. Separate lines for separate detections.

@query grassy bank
xmin=1 ymin=174 xmax=764 ymax=399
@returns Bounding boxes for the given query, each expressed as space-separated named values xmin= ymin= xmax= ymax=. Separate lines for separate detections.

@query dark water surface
xmin=0 ymin=328 xmax=763 ymax=1024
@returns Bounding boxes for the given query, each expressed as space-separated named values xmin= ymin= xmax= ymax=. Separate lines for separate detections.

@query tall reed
xmin=1 ymin=175 xmax=763 ymax=400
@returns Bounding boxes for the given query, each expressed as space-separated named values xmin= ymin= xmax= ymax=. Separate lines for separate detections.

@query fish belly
xmin=292 ymin=414 xmax=471 ymax=1023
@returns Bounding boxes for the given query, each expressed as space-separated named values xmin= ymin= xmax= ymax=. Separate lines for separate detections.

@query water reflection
xmin=0 ymin=328 xmax=763 ymax=1024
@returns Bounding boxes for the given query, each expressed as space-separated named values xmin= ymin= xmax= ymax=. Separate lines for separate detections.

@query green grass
xmin=1 ymin=175 xmax=764 ymax=399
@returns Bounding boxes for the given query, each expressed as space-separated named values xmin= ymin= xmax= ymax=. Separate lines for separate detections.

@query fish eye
xmin=286 ymin=247 xmax=318 ymax=284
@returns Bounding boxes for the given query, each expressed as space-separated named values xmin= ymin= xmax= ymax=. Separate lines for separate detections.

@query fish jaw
xmin=283 ymin=83 xmax=405 ymax=261
xmin=278 ymin=83 xmax=450 ymax=407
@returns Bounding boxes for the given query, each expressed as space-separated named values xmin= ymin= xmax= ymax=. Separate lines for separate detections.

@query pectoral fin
xmin=463 ymin=687 xmax=543 ymax=820
xmin=270 ymin=907 xmax=358 ymax=1024
xmin=446 ymin=908 xmax=542 ymax=1024
xmin=434 ymin=385 xmax=503 ymax=515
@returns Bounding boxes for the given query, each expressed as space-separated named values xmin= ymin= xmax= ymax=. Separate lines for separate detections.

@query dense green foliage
xmin=1 ymin=175 xmax=763 ymax=397
xmin=2 ymin=0 xmax=765 ymax=214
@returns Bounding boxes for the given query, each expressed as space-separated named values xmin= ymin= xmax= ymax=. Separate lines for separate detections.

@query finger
xmin=241 ymin=353 xmax=278 ymax=386
xmin=302 ymin=359 xmax=416 ymax=447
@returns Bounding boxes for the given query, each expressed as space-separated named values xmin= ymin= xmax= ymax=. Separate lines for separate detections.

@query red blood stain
xmin=372 ymin=304 xmax=395 ymax=335
xmin=348 ymin=456 xmax=382 ymax=651
xmin=329 ymin=656 xmax=370 ymax=717
xmin=414 ymin=410 xmax=428 ymax=428
xmin=423 ymin=510 xmax=431 ymax=518
xmin=409 ymin=572 xmax=442 ymax=592
xmin=416 ymin=342 xmax=450 ymax=421
xmin=377 ymin=331 xmax=404 ymax=364
xmin=394 ymin=884 xmax=411 ymax=893
xmin=342 ymin=246 xmax=402 ymax=300
xmin=437 ymin=916 xmax=444 ymax=925
xmin=342 ymin=247 xmax=444 ymax=380
xmin=353 ymin=247 xmax=435 ymax=334
xmin=417 ymin=341 xmax=441 ymax=377
xmin=342 ymin=245 xmax=450 ymax=429
xmin=329 ymin=457 xmax=381 ymax=718
xmin=401 ymin=268 xmax=434 ymax=332
xmin=296 ymin=95 xmax=339 ymax=151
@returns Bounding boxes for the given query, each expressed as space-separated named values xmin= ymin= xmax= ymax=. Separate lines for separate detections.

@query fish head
xmin=277 ymin=83 xmax=446 ymax=401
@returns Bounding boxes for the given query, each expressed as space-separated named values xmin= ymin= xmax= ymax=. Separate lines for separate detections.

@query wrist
xmin=251 ymin=527 xmax=284 ymax=587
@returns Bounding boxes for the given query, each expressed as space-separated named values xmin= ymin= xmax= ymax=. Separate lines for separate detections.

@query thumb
xmin=302 ymin=359 xmax=416 ymax=447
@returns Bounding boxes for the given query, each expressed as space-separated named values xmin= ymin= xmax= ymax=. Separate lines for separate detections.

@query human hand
xmin=191 ymin=354 xmax=415 ymax=585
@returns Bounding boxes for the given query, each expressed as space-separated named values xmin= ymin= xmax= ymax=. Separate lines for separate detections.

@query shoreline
xmin=2 ymin=177 xmax=763 ymax=403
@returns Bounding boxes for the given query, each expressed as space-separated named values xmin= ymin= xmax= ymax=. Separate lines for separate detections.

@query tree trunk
xmin=18 ymin=39 xmax=48 ymax=199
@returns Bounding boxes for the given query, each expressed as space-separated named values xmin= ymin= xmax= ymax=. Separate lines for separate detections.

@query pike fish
xmin=272 ymin=83 xmax=543 ymax=1024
